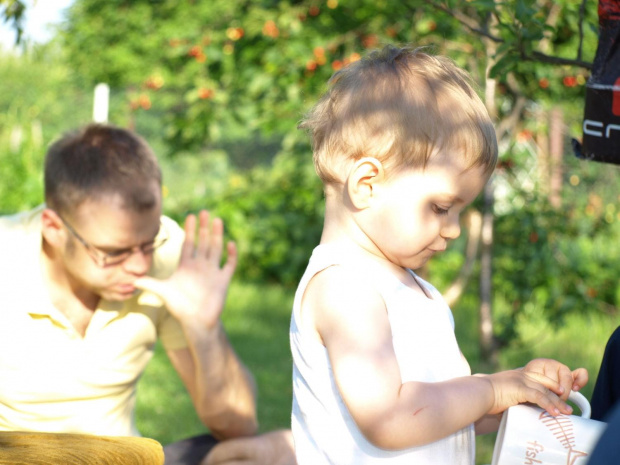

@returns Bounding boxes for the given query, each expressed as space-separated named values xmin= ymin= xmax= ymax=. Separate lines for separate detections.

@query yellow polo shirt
xmin=0 ymin=206 xmax=188 ymax=436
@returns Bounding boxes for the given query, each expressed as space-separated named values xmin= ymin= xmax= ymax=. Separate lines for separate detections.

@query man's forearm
xmin=182 ymin=321 xmax=258 ymax=439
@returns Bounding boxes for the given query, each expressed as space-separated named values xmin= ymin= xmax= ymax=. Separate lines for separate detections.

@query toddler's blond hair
xmin=299 ymin=45 xmax=498 ymax=185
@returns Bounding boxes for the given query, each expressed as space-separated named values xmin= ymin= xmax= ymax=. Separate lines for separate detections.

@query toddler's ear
xmin=346 ymin=157 xmax=384 ymax=210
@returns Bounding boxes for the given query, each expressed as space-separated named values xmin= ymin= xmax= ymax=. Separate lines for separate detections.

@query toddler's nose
xmin=440 ymin=216 xmax=461 ymax=240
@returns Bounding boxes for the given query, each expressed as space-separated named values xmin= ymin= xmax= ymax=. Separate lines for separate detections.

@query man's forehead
xmin=71 ymin=196 xmax=161 ymax=235
xmin=75 ymin=187 xmax=161 ymax=216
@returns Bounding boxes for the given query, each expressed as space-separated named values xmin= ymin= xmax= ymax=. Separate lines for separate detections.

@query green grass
xmin=136 ymin=281 xmax=615 ymax=464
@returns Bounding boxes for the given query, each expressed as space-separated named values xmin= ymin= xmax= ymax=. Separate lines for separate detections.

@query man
xmin=0 ymin=123 xmax=294 ymax=465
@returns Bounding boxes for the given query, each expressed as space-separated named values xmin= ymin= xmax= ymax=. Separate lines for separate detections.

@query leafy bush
xmin=166 ymin=133 xmax=325 ymax=287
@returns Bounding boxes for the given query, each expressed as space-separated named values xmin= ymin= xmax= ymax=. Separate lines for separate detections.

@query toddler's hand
xmin=484 ymin=369 xmax=574 ymax=417
xmin=523 ymin=358 xmax=588 ymax=400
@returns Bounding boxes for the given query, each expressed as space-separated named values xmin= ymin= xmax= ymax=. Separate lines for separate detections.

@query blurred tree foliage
xmin=1 ymin=0 xmax=618 ymax=350
xmin=0 ymin=0 xmax=26 ymax=43
xmin=57 ymin=0 xmax=603 ymax=270
xmin=0 ymin=44 xmax=91 ymax=213
xmin=60 ymin=0 xmax=598 ymax=150
xmin=485 ymin=156 xmax=620 ymax=347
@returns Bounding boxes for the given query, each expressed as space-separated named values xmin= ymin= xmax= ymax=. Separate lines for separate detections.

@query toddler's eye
xmin=432 ymin=204 xmax=449 ymax=215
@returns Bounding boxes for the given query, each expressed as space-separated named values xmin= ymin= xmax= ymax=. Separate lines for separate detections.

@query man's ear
xmin=346 ymin=157 xmax=385 ymax=210
xmin=41 ymin=208 xmax=66 ymax=247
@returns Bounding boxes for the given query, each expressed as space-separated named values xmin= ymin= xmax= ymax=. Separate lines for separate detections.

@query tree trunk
xmin=549 ymin=106 xmax=564 ymax=208
xmin=479 ymin=11 xmax=499 ymax=368
xmin=479 ymin=180 xmax=497 ymax=367
xmin=537 ymin=109 xmax=551 ymax=195
xmin=444 ymin=210 xmax=482 ymax=307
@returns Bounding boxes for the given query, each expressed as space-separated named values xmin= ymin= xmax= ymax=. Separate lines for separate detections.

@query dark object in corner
xmin=573 ymin=0 xmax=620 ymax=165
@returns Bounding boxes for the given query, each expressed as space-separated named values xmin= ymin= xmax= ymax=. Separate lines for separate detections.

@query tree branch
xmin=423 ymin=0 xmax=593 ymax=70
xmin=577 ymin=0 xmax=588 ymax=62
xmin=495 ymin=74 xmax=527 ymax=141
xmin=538 ymin=1 xmax=562 ymax=53
xmin=425 ymin=1 xmax=503 ymax=43
xmin=524 ymin=50 xmax=592 ymax=69
xmin=0 ymin=0 xmax=26 ymax=44
xmin=497 ymin=96 xmax=527 ymax=143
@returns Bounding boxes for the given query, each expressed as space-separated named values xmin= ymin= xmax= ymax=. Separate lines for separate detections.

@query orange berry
xmin=198 ymin=88 xmax=214 ymax=99
xmin=139 ymin=95 xmax=151 ymax=110
xmin=188 ymin=45 xmax=202 ymax=57
xmin=262 ymin=20 xmax=279 ymax=38
xmin=226 ymin=27 xmax=244 ymax=41
xmin=563 ymin=76 xmax=577 ymax=87
xmin=362 ymin=34 xmax=378 ymax=48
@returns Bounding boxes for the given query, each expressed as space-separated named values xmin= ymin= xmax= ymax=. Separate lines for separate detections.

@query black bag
xmin=573 ymin=0 xmax=620 ymax=165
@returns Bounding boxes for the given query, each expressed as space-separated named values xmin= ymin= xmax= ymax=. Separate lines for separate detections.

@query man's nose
xmin=122 ymin=248 xmax=152 ymax=274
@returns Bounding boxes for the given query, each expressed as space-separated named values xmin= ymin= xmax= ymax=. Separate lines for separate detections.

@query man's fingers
xmin=133 ymin=276 xmax=166 ymax=298
xmin=223 ymin=241 xmax=238 ymax=278
xmin=208 ymin=217 xmax=225 ymax=264
xmin=203 ymin=430 xmax=296 ymax=465
xmin=202 ymin=438 xmax=256 ymax=465
xmin=182 ymin=214 xmax=198 ymax=259
xmin=208 ymin=461 xmax=248 ymax=465
xmin=190 ymin=211 xmax=228 ymax=265
xmin=197 ymin=210 xmax=211 ymax=258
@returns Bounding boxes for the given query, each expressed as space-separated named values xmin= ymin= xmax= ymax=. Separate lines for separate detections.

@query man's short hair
xmin=298 ymin=44 xmax=498 ymax=185
xmin=44 ymin=123 xmax=162 ymax=215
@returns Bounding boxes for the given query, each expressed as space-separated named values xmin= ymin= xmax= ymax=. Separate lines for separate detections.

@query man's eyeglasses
xmin=57 ymin=213 xmax=168 ymax=267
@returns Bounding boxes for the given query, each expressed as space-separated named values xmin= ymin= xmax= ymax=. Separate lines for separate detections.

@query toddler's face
xmin=359 ymin=152 xmax=488 ymax=270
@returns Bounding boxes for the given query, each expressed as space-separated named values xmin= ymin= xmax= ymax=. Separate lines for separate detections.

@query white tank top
xmin=290 ymin=244 xmax=475 ymax=464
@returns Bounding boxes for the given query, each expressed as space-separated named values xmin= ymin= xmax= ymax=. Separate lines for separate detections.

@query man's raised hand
xmin=135 ymin=210 xmax=237 ymax=329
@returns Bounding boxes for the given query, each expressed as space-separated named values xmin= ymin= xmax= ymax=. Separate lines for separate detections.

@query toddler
xmin=289 ymin=44 xmax=588 ymax=464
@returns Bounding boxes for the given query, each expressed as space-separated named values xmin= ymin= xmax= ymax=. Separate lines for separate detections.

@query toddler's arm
xmin=303 ymin=266 xmax=584 ymax=450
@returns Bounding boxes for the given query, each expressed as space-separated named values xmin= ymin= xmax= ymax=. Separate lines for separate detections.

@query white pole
xmin=93 ymin=83 xmax=110 ymax=123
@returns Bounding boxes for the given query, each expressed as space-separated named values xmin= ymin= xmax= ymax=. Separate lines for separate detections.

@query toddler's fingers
xmin=557 ymin=367 xmax=575 ymax=400
xmin=530 ymin=386 xmax=572 ymax=416
xmin=524 ymin=372 xmax=573 ymax=415
xmin=524 ymin=370 xmax=562 ymax=394
xmin=571 ymin=368 xmax=589 ymax=391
